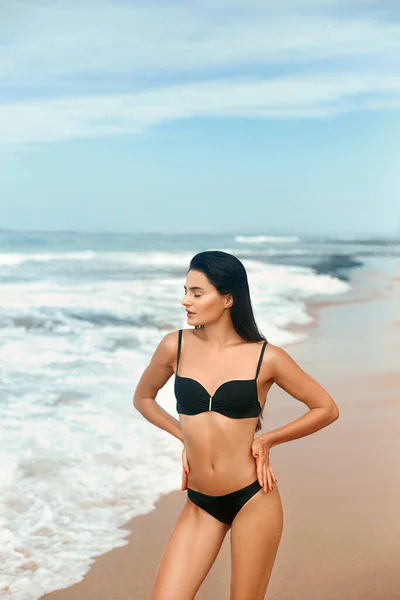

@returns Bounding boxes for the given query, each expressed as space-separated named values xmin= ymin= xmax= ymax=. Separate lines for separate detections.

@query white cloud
xmin=1 ymin=0 xmax=399 ymax=83
xmin=1 ymin=72 xmax=400 ymax=146
xmin=0 ymin=0 xmax=399 ymax=146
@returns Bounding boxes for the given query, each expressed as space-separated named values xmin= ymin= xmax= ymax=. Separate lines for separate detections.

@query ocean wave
xmin=235 ymin=235 xmax=300 ymax=243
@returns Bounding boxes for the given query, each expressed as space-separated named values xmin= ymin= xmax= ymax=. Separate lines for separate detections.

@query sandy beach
xmin=41 ymin=260 xmax=400 ymax=600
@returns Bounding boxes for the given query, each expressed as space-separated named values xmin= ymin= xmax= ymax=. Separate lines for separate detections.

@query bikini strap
xmin=176 ymin=329 xmax=183 ymax=373
xmin=255 ymin=340 xmax=268 ymax=379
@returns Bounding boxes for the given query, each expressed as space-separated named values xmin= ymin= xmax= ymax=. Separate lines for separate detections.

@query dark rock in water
xmin=242 ymin=250 xmax=365 ymax=282
xmin=311 ymin=254 xmax=364 ymax=281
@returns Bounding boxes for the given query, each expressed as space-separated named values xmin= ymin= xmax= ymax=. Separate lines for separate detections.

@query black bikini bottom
xmin=187 ymin=479 xmax=262 ymax=525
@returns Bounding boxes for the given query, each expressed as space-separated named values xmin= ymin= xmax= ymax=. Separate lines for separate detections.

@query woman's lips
xmin=186 ymin=311 xmax=195 ymax=316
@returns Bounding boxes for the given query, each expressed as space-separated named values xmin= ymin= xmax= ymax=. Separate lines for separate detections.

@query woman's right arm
xmin=133 ymin=330 xmax=184 ymax=444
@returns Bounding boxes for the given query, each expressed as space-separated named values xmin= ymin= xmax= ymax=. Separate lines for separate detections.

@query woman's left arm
xmin=252 ymin=345 xmax=340 ymax=492
xmin=261 ymin=344 xmax=340 ymax=448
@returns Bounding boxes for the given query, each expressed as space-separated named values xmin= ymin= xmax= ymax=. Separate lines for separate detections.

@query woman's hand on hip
xmin=251 ymin=434 xmax=277 ymax=493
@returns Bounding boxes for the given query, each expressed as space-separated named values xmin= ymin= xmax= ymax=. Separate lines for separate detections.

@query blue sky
xmin=1 ymin=0 xmax=399 ymax=236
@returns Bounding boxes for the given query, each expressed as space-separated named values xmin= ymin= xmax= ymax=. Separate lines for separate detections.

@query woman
xmin=133 ymin=250 xmax=339 ymax=600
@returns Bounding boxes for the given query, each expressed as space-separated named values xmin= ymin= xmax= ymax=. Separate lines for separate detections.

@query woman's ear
xmin=225 ymin=293 xmax=233 ymax=308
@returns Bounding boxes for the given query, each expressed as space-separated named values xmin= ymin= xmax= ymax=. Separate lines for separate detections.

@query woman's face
xmin=181 ymin=269 xmax=232 ymax=327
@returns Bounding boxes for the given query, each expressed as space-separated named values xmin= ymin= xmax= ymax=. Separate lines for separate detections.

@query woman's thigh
xmin=230 ymin=484 xmax=284 ymax=600
xmin=151 ymin=497 xmax=231 ymax=600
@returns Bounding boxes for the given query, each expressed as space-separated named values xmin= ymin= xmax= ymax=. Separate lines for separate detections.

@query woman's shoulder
xmin=259 ymin=341 xmax=300 ymax=374
xmin=158 ymin=329 xmax=181 ymax=349
xmin=152 ymin=330 xmax=182 ymax=371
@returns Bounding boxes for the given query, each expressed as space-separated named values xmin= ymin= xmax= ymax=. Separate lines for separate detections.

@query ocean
xmin=1 ymin=230 xmax=398 ymax=600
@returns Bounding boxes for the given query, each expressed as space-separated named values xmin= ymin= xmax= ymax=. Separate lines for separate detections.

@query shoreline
xmin=41 ymin=260 xmax=400 ymax=600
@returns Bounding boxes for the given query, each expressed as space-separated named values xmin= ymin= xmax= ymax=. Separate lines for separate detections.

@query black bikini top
xmin=174 ymin=329 xmax=268 ymax=419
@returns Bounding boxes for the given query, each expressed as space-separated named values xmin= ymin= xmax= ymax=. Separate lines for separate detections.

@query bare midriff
xmin=179 ymin=389 xmax=270 ymax=496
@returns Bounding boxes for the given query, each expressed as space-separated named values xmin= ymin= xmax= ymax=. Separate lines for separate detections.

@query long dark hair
xmin=188 ymin=250 xmax=268 ymax=432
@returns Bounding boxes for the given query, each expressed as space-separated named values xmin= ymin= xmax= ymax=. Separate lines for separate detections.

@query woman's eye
xmin=194 ymin=295 xmax=201 ymax=298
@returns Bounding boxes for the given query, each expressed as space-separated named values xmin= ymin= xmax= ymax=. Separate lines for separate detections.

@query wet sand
xmin=41 ymin=261 xmax=400 ymax=600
